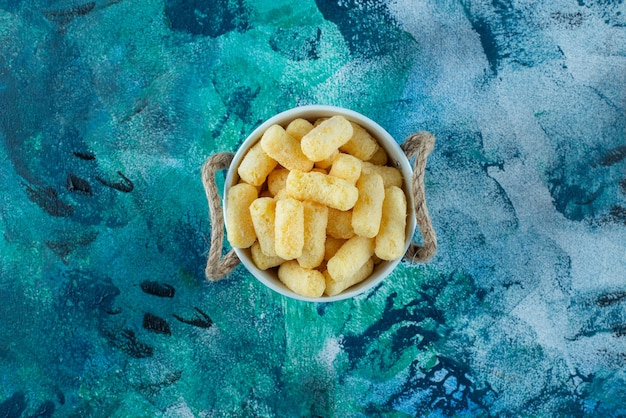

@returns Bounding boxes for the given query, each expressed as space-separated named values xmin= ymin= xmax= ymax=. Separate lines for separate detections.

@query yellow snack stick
xmin=237 ymin=142 xmax=278 ymax=187
xmin=301 ymin=115 xmax=354 ymax=162
xmin=261 ymin=125 xmax=314 ymax=172
xmin=267 ymin=168 xmax=290 ymax=196
xmin=249 ymin=197 xmax=277 ymax=257
xmin=275 ymin=197 xmax=304 ymax=259
xmin=327 ymin=208 xmax=355 ymax=239
xmin=225 ymin=183 xmax=258 ymax=248
xmin=297 ymin=202 xmax=329 ymax=269
xmin=375 ymin=186 xmax=407 ymax=260
xmin=278 ymin=260 xmax=325 ymax=298
xmin=314 ymin=149 xmax=339 ymax=169
xmin=367 ymin=146 xmax=388 ymax=165
xmin=328 ymin=153 xmax=362 ymax=184
xmin=251 ymin=242 xmax=285 ymax=270
xmin=327 ymin=235 xmax=375 ymax=282
xmin=324 ymin=257 xmax=374 ymax=296
xmin=286 ymin=170 xmax=358 ymax=211
xmin=285 ymin=118 xmax=314 ymax=140
xmin=324 ymin=237 xmax=347 ymax=261
xmin=361 ymin=162 xmax=403 ymax=188
xmin=339 ymin=122 xmax=378 ymax=161
xmin=352 ymin=172 xmax=384 ymax=238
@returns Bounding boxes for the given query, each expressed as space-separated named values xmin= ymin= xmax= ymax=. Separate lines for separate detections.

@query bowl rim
xmin=223 ymin=104 xmax=416 ymax=302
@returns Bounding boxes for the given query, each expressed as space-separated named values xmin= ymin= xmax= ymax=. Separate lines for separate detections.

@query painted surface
xmin=1 ymin=0 xmax=625 ymax=416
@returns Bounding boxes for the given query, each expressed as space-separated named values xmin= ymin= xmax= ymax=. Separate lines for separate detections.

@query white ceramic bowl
xmin=223 ymin=105 xmax=416 ymax=302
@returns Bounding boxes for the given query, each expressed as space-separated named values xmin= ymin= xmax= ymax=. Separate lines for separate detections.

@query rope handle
xmin=201 ymin=131 xmax=436 ymax=281
xmin=401 ymin=131 xmax=437 ymax=263
xmin=201 ymin=152 xmax=240 ymax=280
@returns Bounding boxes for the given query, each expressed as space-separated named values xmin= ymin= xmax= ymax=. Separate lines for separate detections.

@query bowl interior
xmin=223 ymin=105 xmax=416 ymax=302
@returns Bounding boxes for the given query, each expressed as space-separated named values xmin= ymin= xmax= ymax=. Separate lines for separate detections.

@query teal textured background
xmin=1 ymin=0 xmax=625 ymax=416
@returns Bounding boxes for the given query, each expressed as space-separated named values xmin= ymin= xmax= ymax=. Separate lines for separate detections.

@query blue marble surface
xmin=1 ymin=0 xmax=625 ymax=416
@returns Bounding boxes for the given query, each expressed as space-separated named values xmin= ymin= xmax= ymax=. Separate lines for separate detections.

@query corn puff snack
xmin=226 ymin=113 xmax=412 ymax=298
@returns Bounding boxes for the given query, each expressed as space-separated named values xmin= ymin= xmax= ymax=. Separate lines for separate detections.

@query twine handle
xmin=401 ymin=131 xmax=437 ymax=263
xmin=201 ymin=152 xmax=240 ymax=281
